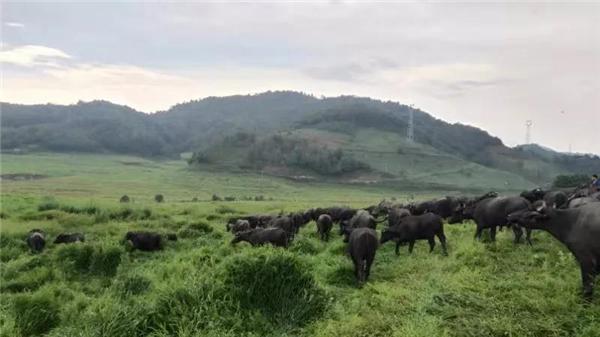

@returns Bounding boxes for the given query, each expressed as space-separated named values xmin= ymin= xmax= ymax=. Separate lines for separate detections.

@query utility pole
xmin=525 ymin=120 xmax=532 ymax=144
xmin=407 ymin=104 xmax=414 ymax=143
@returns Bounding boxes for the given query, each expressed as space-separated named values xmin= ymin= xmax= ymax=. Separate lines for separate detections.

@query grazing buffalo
xmin=521 ymin=188 xmax=568 ymax=209
xmin=125 ymin=231 xmax=163 ymax=251
xmin=461 ymin=196 xmax=531 ymax=243
xmin=507 ymin=202 xmax=600 ymax=300
xmin=447 ymin=191 xmax=498 ymax=224
xmin=54 ymin=233 xmax=85 ymax=244
xmin=316 ymin=214 xmax=333 ymax=241
xmin=226 ymin=215 xmax=273 ymax=229
xmin=326 ymin=206 xmax=358 ymax=224
xmin=231 ymin=228 xmax=288 ymax=247
xmin=269 ymin=213 xmax=309 ymax=240
xmin=347 ymin=227 xmax=378 ymax=284
xmin=380 ymin=213 xmax=448 ymax=255
xmin=387 ymin=207 xmax=412 ymax=227
xmin=340 ymin=210 xmax=383 ymax=237
xmin=226 ymin=219 xmax=252 ymax=234
xmin=26 ymin=229 xmax=46 ymax=253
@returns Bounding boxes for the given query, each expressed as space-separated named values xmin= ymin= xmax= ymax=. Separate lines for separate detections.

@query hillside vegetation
xmin=3 ymin=91 xmax=600 ymax=188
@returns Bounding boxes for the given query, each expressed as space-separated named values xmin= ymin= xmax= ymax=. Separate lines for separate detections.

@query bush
xmin=178 ymin=222 xmax=213 ymax=239
xmin=37 ymin=197 xmax=59 ymax=211
xmin=215 ymin=205 xmax=236 ymax=214
xmin=212 ymin=194 xmax=222 ymax=201
xmin=115 ymin=274 xmax=151 ymax=296
xmin=14 ymin=289 xmax=60 ymax=336
xmin=55 ymin=244 xmax=122 ymax=277
xmin=553 ymin=174 xmax=589 ymax=188
xmin=154 ymin=194 xmax=164 ymax=203
xmin=221 ymin=249 xmax=328 ymax=328
xmin=224 ymin=196 xmax=236 ymax=201
xmin=120 ymin=195 xmax=130 ymax=203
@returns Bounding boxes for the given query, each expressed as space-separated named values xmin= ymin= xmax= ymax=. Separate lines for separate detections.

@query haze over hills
xmin=2 ymin=91 xmax=599 ymax=190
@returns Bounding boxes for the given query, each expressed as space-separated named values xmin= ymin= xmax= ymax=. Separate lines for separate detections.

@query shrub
xmin=212 ymin=194 xmax=222 ymax=201
xmin=224 ymin=196 xmax=236 ymax=201
xmin=37 ymin=197 xmax=59 ymax=211
xmin=154 ymin=194 xmax=164 ymax=203
xmin=221 ymin=249 xmax=328 ymax=328
xmin=13 ymin=289 xmax=60 ymax=336
xmin=289 ymin=236 xmax=322 ymax=255
xmin=178 ymin=222 xmax=213 ymax=239
xmin=55 ymin=244 xmax=122 ymax=277
xmin=553 ymin=174 xmax=589 ymax=188
xmin=120 ymin=195 xmax=130 ymax=203
xmin=215 ymin=205 xmax=236 ymax=214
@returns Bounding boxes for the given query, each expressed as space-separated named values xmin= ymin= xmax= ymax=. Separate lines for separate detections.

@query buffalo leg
xmin=395 ymin=241 xmax=401 ymax=255
xmin=437 ymin=233 xmax=448 ymax=256
xmin=408 ymin=241 xmax=415 ymax=254
xmin=428 ymin=237 xmax=435 ymax=252
xmin=365 ymin=254 xmax=375 ymax=282
xmin=525 ymin=228 xmax=533 ymax=246
xmin=490 ymin=226 xmax=497 ymax=242
xmin=512 ymin=225 xmax=523 ymax=244
xmin=474 ymin=226 xmax=483 ymax=241
xmin=581 ymin=264 xmax=595 ymax=301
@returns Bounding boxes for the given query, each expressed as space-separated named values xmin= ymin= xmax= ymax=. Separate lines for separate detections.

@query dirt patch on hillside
xmin=0 ymin=173 xmax=49 ymax=181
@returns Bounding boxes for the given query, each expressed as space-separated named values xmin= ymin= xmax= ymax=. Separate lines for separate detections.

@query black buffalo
xmin=54 ymin=233 xmax=85 ymax=244
xmin=340 ymin=210 xmax=383 ymax=239
xmin=521 ymin=188 xmax=568 ymax=209
xmin=125 ymin=231 xmax=163 ymax=251
xmin=231 ymin=228 xmax=288 ymax=247
xmin=316 ymin=214 xmax=333 ymax=241
xmin=226 ymin=215 xmax=273 ymax=229
xmin=568 ymin=192 xmax=600 ymax=209
xmin=226 ymin=219 xmax=252 ymax=234
xmin=347 ymin=227 xmax=378 ymax=284
xmin=462 ymin=196 xmax=531 ymax=243
xmin=507 ymin=202 xmax=600 ymax=300
xmin=26 ymin=229 xmax=46 ymax=253
xmin=380 ymin=213 xmax=448 ymax=255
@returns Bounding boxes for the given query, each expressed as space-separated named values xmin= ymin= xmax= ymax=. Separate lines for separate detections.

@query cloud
xmin=0 ymin=45 xmax=71 ymax=67
xmin=4 ymin=22 xmax=24 ymax=28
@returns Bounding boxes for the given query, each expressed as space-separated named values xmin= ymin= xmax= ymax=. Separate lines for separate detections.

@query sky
xmin=1 ymin=2 xmax=599 ymax=155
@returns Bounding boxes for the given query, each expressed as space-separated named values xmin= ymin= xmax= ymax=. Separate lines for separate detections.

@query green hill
xmin=3 ymin=91 xmax=599 ymax=189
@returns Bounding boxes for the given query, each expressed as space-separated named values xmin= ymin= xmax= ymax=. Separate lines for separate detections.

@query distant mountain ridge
xmin=2 ymin=91 xmax=599 ymax=187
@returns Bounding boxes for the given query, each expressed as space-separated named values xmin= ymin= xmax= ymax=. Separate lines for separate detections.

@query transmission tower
xmin=407 ymin=105 xmax=414 ymax=142
xmin=525 ymin=120 xmax=532 ymax=144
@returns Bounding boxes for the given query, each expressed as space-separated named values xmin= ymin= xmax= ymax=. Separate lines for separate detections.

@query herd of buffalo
xmin=25 ymin=185 xmax=600 ymax=300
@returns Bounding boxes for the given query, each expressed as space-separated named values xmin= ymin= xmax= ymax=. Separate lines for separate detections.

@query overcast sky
xmin=1 ymin=2 xmax=599 ymax=154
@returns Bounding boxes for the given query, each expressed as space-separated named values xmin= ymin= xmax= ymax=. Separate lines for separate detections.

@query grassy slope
xmin=1 ymin=153 xmax=599 ymax=337
xmin=292 ymin=128 xmax=536 ymax=191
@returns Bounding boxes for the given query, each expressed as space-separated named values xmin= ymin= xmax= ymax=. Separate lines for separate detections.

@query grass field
xmin=1 ymin=153 xmax=599 ymax=337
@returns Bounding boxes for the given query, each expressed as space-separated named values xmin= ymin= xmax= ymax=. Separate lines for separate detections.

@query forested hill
xmin=2 ymin=91 xmax=599 ymax=185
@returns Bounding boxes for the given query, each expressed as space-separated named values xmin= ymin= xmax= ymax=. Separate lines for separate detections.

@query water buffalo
xmin=464 ymin=196 xmax=531 ymax=243
xmin=125 ymin=231 xmax=163 ymax=251
xmin=316 ymin=214 xmax=333 ymax=241
xmin=226 ymin=215 xmax=273 ymax=229
xmin=507 ymin=202 xmax=600 ymax=300
xmin=26 ymin=229 xmax=46 ymax=253
xmin=226 ymin=219 xmax=252 ymax=234
xmin=568 ymin=192 xmax=600 ymax=209
xmin=447 ymin=191 xmax=498 ymax=224
xmin=326 ymin=206 xmax=358 ymax=223
xmin=380 ymin=213 xmax=448 ymax=255
xmin=340 ymin=209 xmax=383 ymax=235
xmin=231 ymin=228 xmax=288 ymax=248
xmin=347 ymin=227 xmax=378 ymax=284
xmin=54 ymin=233 xmax=85 ymax=244
xmin=521 ymin=188 xmax=568 ymax=209
xmin=520 ymin=188 xmax=546 ymax=203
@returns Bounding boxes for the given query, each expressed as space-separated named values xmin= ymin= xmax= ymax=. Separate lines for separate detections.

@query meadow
xmin=1 ymin=153 xmax=599 ymax=337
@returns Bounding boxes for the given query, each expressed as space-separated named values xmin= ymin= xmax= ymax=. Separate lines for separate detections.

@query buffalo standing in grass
xmin=231 ymin=227 xmax=288 ymax=248
xmin=380 ymin=213 xmax=448 ymax=255
xmin=316 ymin=214 xmax=333 ymax=241
xmin=347 ymin=227 xmax=378 ymax=284
xmin=507 ymin=202 xmax=600 ymax=300
xmin=125 ymin=231 xmax=163 ymax=251
xmin=226 ymin=219 xmax=252 ymax=234
xmin=340 ymin=210 xmax=385 ymax=241
xmin=54 ymin=233 xmax=85 ymax=244
xmin=26 ymin=229 xmax=46 ymax=253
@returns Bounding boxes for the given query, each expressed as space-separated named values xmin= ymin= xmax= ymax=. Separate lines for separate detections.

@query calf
xmin=316 ymin=214 xmax=333 ymax=241
xmin=507 ymin=202 xmax=600 ymax=300
xmin=380 ymin=213 xmax=448 ymax=255
xmin=125 ymin=231 xmax=163 ymax=251
xmin=26 ymin=229 xmax=46 ymax=253
xmin=54 ymin=233 xmax=85 ymax=244
xmin=347 ymin=227 xmax=378 ymax=284
xmin=231 ymin=228 xmax=288 ymax=248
